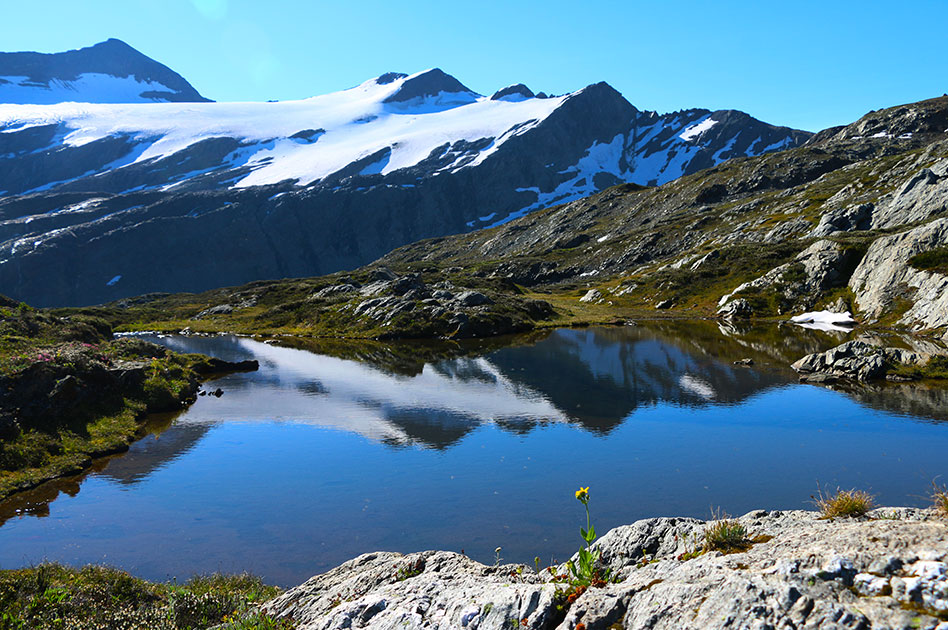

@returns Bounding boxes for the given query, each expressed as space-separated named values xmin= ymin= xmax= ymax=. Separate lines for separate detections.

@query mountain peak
xmin=382 ymin=68 xmax=478 ymax=104
xmin=94 ymin=38 xmax=136 ymax=52
xmin=0 ymin=38 xmax=210 ymax=104
xmin=376 ymin=72 xmax=408 ymax=85
xmin=809 ymin=95 xmax=948 ymax=147
xmin=491 ymin=84 xmax=535 ymax=102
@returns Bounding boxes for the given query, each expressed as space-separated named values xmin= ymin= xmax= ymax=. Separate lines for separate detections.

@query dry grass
xmin=931 ymin=481 xmax=948 ymax=518
xmin=813 ymin=485 xmax=875 ymax=519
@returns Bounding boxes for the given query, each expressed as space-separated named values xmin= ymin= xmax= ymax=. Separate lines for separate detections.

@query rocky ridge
xmin=263 ymin=509 xmax=948 ymax=630
xmin=376 ymin=96 xmax=948 ymax=341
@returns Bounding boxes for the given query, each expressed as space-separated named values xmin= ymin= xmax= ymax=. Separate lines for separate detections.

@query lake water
xmin=2 ymin=323 xmax=947 ymax=587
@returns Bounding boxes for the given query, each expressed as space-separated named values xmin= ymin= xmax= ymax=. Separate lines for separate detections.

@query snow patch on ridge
xmin=679 ymin=116 xmax=717 ymax=141
xmin=486 ymin=134 xmax=627 ymax=228
xmin=0 ymin=73 xmax=184 ymax=104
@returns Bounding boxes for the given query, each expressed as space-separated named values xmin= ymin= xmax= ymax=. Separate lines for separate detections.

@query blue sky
xmin=4 ymin=0 xmax=946 ymax=131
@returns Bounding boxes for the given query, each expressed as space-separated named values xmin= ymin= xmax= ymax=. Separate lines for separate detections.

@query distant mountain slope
xmin=85 ymin=96 xmax=948 ymax=346
xmin=0 ymin=52 xmax=808 ymax=306
xmin=0 ymin=39 xmax=209 ymax=104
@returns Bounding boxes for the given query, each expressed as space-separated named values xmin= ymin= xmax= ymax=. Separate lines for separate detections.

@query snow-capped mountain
xmin=0 ymin=44 xmax=810 ymax=306
xmin=0 ymin=39 xmax=209 ymax=104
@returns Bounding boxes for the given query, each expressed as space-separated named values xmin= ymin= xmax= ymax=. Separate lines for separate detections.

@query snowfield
xmin=0 ymin=72 xmax=187 ymax=105
xmin=0 ymin=70 xmax=567 ymax=189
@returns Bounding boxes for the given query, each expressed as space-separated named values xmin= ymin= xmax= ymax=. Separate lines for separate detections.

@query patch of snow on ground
xmin=358 ymin=152 xmax=390 ymax=176
xmin=106 ymin=275 xmax=122 ymax=286
xmin=790 ymin=310 xmax=856 ymax=332
xmin=679 ymin=116 xmax=717 ymax=141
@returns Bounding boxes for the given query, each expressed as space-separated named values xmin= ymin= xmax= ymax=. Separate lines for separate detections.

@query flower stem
xmin=585 ymin=504 xmax=591 ymax=549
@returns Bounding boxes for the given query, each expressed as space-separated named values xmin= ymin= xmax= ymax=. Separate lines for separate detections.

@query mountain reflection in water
xmin=139 ymin=325 xmax=797 ymax=448
xmin=2 ymin=323 xmax=947 ymax=587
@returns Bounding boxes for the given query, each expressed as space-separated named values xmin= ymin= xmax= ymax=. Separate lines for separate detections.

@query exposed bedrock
xmin=263 ymin=509 xmax=948 ymax=630
xmin=849 ymin=218 xmax=948 ymax=333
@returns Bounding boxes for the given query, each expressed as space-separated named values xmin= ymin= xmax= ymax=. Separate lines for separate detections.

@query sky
xmin=2 ymin=0 xmax=947 ymax=132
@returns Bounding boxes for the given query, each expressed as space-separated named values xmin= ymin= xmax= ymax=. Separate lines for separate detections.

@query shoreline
xmin=3 ymin=506 xmax=946 ymax=629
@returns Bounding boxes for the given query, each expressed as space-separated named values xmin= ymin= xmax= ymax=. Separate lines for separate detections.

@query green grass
xmin=813 ymin=486 xmax=876 ymax=519
xmin=0 ymin=563 xmax=293 ymax=630
xmin=702 ymin=512 xmax=750 ymax=553
xmin=888 ymin=355 xmax=948 ymax=381
xmin=605 ymin=241 xmax=807 ymax=315
xmin=908 ymin=247 xmax=948 ymax=275
xmin=0 ymin=306 xmax=225 ymax=501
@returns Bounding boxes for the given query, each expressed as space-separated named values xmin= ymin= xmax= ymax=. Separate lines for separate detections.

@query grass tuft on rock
xmin=931 ymin=481 xmax=948 ymax=519
xmin=702 ymin=510 xmax=750 ymax=553
xmin=813 ymin=486 xmax=875 ymax=519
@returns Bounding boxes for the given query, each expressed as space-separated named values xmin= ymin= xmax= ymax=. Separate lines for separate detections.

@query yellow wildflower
xmin=575 ymin=486 xmax=589 ymax=502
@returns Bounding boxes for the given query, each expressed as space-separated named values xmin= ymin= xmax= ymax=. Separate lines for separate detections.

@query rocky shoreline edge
xmin=262 ymin=508 xmax=948 ymax=630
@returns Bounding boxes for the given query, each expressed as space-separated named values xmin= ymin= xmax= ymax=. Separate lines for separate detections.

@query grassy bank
xmin=0 ymin=299 xmax=253 ymax=501
xmin=0 ymin=563 xmax=293 ymax=629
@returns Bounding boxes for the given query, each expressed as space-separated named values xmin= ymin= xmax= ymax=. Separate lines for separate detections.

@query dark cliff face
xmin=0 ymin=38 xmax=210 ymax=103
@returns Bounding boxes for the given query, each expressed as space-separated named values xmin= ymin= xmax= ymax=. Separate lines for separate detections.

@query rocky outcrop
xmin=872 ymin=159 xmax=948 ymax=229
xmin=717 ymin=239 xmax=860 ymax=316
xmin=811 ymin=202 xmax=873 ymax=236
xmin=264 ymin=509 xmax=948 ymax=630
xmin=301 ymin=269 xmax=553 ymax=339
xmin=579 ymin=289 xmax=602 ymax=304
xmin=791 ymin=339 xmax=925 ymax=383
xmin=849 ymin=218 xmax=948 ymax=332
xmin=717 ymin=297 xmax=751 ymax=320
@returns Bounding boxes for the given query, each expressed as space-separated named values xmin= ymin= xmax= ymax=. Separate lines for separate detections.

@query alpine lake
xmin=2 ymin=321 xmax=947 ymax=587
